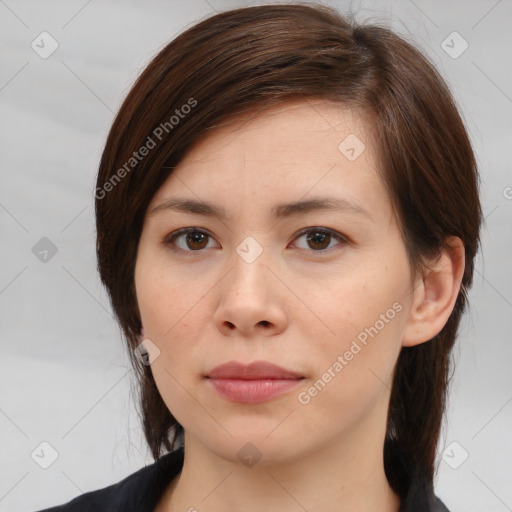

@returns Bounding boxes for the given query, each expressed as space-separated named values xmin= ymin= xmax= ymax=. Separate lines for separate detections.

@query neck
xmin=157 ymin=422 xmax=401 ymax=512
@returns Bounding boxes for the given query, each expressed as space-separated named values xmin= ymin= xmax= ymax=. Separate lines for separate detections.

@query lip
xmin=207 ymin=361 xmax=303 ymax=380
xmin=205 ymin=361 xmax=304 ymax=404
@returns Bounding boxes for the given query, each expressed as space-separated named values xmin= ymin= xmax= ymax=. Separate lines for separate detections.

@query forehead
xmin=182 ymin=99 xmax=370 ymax=163
xmin=147 ymin=99 xmax=391 ymax=224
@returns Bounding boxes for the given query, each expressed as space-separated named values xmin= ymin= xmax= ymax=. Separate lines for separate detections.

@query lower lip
xmin=207 ymin=378 xmax=303 ymax=404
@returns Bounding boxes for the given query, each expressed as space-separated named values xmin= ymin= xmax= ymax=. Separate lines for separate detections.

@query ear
xmin=402 ymin=236 xmax=465 ymax=347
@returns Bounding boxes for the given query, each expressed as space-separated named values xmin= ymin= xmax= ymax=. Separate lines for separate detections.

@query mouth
xmin=205 ymin=360 xmax=305 ymax=404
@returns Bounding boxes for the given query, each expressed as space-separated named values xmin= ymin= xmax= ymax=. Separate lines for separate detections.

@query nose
xmin=213 ymin=249 xmax=288 ymax=338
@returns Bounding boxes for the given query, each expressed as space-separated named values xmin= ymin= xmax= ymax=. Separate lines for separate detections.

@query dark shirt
xmin=34 ymin=447 xmax=450 ymax=512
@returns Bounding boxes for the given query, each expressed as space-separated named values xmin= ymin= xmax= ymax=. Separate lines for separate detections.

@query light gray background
xmin=1 ymin=0 xmax=511 ymax=511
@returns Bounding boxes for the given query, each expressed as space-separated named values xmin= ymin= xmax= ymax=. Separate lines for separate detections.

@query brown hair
xmin=95 ymin=2 xmax=482 ymax=501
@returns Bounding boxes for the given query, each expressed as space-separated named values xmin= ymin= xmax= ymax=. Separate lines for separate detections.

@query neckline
xmin=147 ymin=447 xmax=185 ymax=511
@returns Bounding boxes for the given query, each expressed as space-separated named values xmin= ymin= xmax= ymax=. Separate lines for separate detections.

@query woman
xmin=36 ymin=3 xmax=482 ymax=511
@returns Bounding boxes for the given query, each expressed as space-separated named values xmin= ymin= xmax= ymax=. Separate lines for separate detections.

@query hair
xmin=95 ymin=1 xmax=482 ymax=503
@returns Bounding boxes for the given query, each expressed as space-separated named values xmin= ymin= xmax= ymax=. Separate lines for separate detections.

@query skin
xmin=134 ymin=99 xmax=465 ymax=512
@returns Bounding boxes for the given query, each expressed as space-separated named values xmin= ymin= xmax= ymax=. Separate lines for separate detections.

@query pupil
xmin=307 ymin=231 xmax=330 ymax=250
xmin=187 ymin=232 xmax=206 ymax=249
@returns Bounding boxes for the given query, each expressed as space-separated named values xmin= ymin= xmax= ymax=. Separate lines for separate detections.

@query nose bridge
xmin=228 ymin=237 xmax=271 ymax=298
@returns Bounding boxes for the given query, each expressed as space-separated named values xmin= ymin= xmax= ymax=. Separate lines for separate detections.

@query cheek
xmin=293 ymin=290 xmax=405 ymax=439
xmin=297 ymin=261 xmax=407 ymax=403
xmin=135 ymin=255 xmax=211 ymax=384
xmin=135 ymin=258 xmax=208 ymax=428
xmin=136 ymin=251 xmax=201 ymax=335
xmin=303 ymin=261 xmax=407 ymax=351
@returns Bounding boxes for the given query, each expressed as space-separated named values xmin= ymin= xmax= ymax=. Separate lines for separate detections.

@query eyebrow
xmin=149 ymin=196 xmax=372 ymax=221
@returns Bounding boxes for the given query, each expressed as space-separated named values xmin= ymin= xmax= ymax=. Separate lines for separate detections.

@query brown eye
xmin=165 ymin=226 xmax=348 ymax=257
xmin=183 ymin=231 xmax=209 ymax=250
xmin=293 ymin=228 xmax=347 ymax=252
xmin=306 ymin=231 xmax=331 ymax=250
xmin=166 ymin=228 xmax=216 ymax=254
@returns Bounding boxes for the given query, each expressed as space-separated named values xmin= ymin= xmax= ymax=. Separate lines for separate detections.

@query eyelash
xmin=164 ymin=227 xmax=349 ymax=257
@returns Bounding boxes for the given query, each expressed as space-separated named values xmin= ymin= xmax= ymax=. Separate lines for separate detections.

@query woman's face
xmin=135 ymin=100 xmax=416 ymax=464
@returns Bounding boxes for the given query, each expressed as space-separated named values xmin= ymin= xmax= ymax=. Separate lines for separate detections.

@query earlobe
xmin=402 ymin=236 xmax=465 ymax=347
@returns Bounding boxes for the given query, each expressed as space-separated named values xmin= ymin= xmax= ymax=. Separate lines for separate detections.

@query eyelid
xmin=164 ymin=227 xmax=219 ymax=255
xmin=164 ymin=226 xmax=349 ymax=256
xmin=291 ymin=226 xmax=350 ymax=246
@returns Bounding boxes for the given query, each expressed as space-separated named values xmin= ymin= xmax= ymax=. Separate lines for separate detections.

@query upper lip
xmin=206 ymin=361 xmax=304 ymax=380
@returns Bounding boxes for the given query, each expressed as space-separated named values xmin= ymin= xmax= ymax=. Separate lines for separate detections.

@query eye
xmin=291 ymin=227 xmax=348 ymax=252
xmin=165 ymin=228 xmax=217 ymax=255
xmin=164 ymin=227 xmax=348 ymax=256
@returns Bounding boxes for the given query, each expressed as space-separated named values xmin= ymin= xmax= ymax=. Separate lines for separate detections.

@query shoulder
xmin=433 ymin=495 xmax=451 ymax=512
xmin=33 ymin=448 xmax=184 ymax=512
xmin=400 ymin=483 xmax=451 ymax=512
xmin=406 ymin=490 xmax=452 ymax=511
